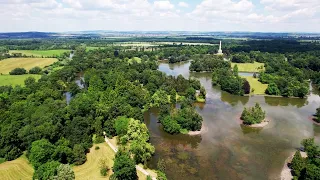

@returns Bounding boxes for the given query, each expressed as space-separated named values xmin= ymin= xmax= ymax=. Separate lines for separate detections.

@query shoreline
xmin=188 ymin=125 xmax=208 ymax=135
xmin=280 ymin=151 xmax=307 ymax=180
xmin=308 ymin=116 xmax=320 ymax=126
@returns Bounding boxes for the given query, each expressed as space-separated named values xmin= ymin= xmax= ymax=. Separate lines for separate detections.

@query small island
xmin=240 ymin=103 xmax=268 ymax=127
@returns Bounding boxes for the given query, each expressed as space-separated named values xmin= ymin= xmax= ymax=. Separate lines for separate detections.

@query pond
xmin=145 ymin=61 xmax=320 ymax=180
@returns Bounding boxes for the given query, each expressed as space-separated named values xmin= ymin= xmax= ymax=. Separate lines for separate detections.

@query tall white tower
xmin=217 ymin=41 xmax=223 ymax=55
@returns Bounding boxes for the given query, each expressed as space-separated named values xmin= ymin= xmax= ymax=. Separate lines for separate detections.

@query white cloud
xmin=153 ymin=1 xmax=174 ymax=10
xmin=178 ymin=2 xmax=189 ymax=8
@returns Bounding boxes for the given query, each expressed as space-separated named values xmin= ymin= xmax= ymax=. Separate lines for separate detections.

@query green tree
xmin=114 ymin=117 xmax=130 ymax=137
xmin=29 ymin=66 xmax=42 ymax=74
xmin=233 ymin=64 xmax=239 ymax=76
xmin=9 ymin=68 xmax=27 ymax=75
xmin=33 ymin=161 xmax=61 ymax=180
xmin=161 ymin=116 xmax=181 ymax=134
xmin=291 ymin=151 xmax=305 ymax=177
xmin=72 ymin=144 xmax=87 ymax=165
xmin=56 ymin=164 xmax=75 ymax=180
xmin=29 ymin=139 xmax=56 ymax=169
xmin=130 ymin=140 xmax=155 ymax=164
xmin=113 ymin=151 xmax=138 ymax=180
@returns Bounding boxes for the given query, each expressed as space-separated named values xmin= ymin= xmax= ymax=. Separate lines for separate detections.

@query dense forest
xmin=0 ymin=46 xmax=204 ymax=179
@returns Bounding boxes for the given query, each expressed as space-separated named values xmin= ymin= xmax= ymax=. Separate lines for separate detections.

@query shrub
xmin=99 ymin=158 xmax=109 ymax=176
xmin=156 ymin=171 xmax=168 ymax=180
xmin=113 ymin=151 xmax=137 ymax=180
xmin=9 ymin=68 xmax=27 ymax=75
xmin=29 ymin=66 xmax=42 ymax=74
xmin=95 ymin=146 xmax=100 ymax=150
xmin=291 ymin=151 xmax=305 ymax=177
xmin=161 ymin=116 xmax=181 ymax=134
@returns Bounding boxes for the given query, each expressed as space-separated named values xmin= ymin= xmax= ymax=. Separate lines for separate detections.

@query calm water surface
xmin=145 ymin=61 xmax=320 ymax=180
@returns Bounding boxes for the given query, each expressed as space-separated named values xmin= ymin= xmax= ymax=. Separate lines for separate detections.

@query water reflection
xmin=150 ymin=61 xmax=320 ymax=180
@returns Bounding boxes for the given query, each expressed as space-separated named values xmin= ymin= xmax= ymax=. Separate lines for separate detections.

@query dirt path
xmin=103 ymin=133 xmax=157 ymax=180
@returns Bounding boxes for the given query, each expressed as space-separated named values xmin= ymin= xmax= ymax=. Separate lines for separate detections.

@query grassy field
xmin=0 ymin=75 xmax=41 ymax=86
xmin=0 ymin=58 xmax=57 ymax=74
xmin=242 ymin=76 xmax=268 ymax=95
xmin=0 ymin=154 xmax=34 ymax=180
xmin=10 ymin=50 xmax=70 ymax=57
xmin=73 ymin=143 xmax=115 ymax=180
xmin=231 ymin=62 xmax=265 ymax=72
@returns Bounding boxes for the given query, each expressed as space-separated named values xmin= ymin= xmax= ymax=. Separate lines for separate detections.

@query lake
xmin=145 ymin=61 xmax=320 ymax=180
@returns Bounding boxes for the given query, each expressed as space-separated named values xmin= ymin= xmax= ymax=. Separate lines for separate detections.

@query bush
xmin=242 ymin=79 xmax=250 ymax=94
xmin=99 ymin=158 xmax=109 ymax=176
xmin=29 ymin=66 xmax=42 ymax=74
xmin=33 ymin=161 xmax=61 ymax=180
xmin=95 ymin=146 xmax=100 ymax=150
xmin=241 ymin=103 xmax=265 ymax=125
xmin=9 ymin=68 xmax=27 ymax=75
xmin=113 ymin=151 xmax=137 ymax=180
xmin=156 ymin=171 xmax=168 ymax=180
xmin=161 ymin=116 xmax=181 ymax=134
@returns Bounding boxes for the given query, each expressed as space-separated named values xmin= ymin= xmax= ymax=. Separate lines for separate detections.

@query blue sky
xmin=1 ymin=0 xmax=319 ymax=32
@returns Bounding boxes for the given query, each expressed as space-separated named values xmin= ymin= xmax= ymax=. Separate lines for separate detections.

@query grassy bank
xmin=231 ymin=62 xmax=265 ymax=72
xmin=0 ymin=74 xmax=41 ymax=86
xmin=0 ymin=58 xmax=57 ymax=74
xmin=242 ymin=76 xmax=268 ymax=95
xmin=0 ymin=154 xmax=34 ymax=180
xmin=10 ymin=50 xmax=69 ymax=57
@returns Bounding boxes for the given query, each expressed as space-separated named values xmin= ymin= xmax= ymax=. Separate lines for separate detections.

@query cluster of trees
xmin=0 ymin=45 xmax=205 ymax=179
xmin=231 ymin=53 xmax=253 ymax=63
xmin=241 ymin=103 xmax=266 ymax=125
xmin=290 ymin=138 xmax=320 ymax=179
xmin=9 ymin=66 xmax=42 ymax=75
xmin=189 ymin=55 xmax=229 ymax=72
xmin=158 ymin=102 xmax=203 ymax=134
xmin=113 ymin=117 xmax=155 ymax=165
xmin=0 ymin=47 xmax=9 ymax=60
xmin=212 ymin=64 xmax=250 ymax=96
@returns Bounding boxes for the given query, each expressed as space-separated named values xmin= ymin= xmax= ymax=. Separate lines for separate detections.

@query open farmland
xmin=10 ymin=50 xmax=70 ymax=57
xmin=0 ymin=58 xmax=57 ymax=74
xmin=0 ymin=74 xmax=41 ymax=86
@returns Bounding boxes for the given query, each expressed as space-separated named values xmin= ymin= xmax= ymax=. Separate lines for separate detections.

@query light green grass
xmin=0 ymin=153 xmax=34 ymax=180
xmin=10 ymin=50 xmax=69 ymax=57
xmin=231 ymin=62 xmax=265 ymax=72
xmin=242 ymin=76 xmax=268 ymax=95
xmin=0 ymin=75 xmax=41 ymax=86
xmin=0 ymin=58 xmax=57 ymax=74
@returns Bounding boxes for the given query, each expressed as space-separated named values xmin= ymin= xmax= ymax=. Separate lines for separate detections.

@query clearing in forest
xmin=0 ymin=154 xmax=34 ymax=180
xmin=0 ymin=74 xmax=41 ymax=86
xmin=0 ymin=58 xmax=57 ymax=74
xmin=10 ymin=50 xmax=69 ymax=57
xmin=231 ymin=62 xmax=265 ymax=72
xmin=242 ymin=76 xmax=268 ymax=95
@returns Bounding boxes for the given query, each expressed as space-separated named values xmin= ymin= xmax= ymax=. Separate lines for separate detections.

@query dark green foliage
xmin=113 ymin=151 xmax=138 ymax=180
xmin=266 ymin=82 xmax=280 ymax=95
xmin=9 ymin=67 xmax=27 ymax=75
xmin=29 ymin=66 xmax=42 ymax=74
xmin=95 ymin=146 xmax=100 ymax=150
xmin=147 ymin=175 xmax=152 ymax=180
xmin=315 ymin=107 xmax=320 ymax=123
xmin=242 ymin=79 xmax=250 ymax=94
xmin=289 ymin=138 xmax=320 ymax=180
xmin=29 ymin=139 xmax=56 ymax=169
xmin=33 ymin=161 xmax=61 ymax=180
xmin=161 ymin=116 xmax=181 ymax=134
xmin=73 ymin=144 xmax=87 ymax=165
xmin=99 ymin=158 xmax=110 ymax=177
xmin=291 ymin=151 xmax=305 ymax=177
xmin=241 ymin=103 xmax=266 ymax=125
xmin=232 ymin=53 xmax=253 ymax=63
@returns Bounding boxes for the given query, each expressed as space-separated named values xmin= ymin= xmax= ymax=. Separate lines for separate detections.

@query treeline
xmin=0 ymin=46 xmax=203 ymax=179
xmin=290 ymin=138 xmax=320 ymax=179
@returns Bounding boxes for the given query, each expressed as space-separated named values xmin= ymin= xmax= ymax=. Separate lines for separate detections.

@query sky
xmin=0 ymin=0 xmax=320 ymax=32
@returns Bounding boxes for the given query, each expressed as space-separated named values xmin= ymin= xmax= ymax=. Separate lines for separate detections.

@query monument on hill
xmin=217 ymin=41 xmax=223 ymax=55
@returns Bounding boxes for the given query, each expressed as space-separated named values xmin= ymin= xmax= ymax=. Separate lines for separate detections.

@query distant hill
xmin=0 ymin=32 xmax=56 ymax=39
